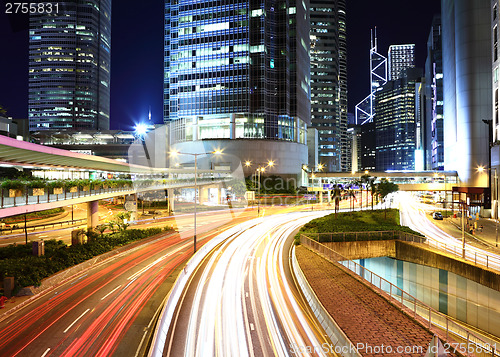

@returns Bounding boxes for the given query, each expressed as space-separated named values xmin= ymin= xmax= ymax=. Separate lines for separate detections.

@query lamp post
xmin=245 ymin=160 xmax=275 ymax=216
xmin=170 ymin=150 xmax=222 ymax=253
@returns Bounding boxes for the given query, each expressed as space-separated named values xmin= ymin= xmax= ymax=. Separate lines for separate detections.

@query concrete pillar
xmin=167 ymin=188 xmax=175 ymax=214
xmin=193 ymin=117 xmax=200 ymax=141
xmin=87 ymin=200 xmax=99 ymax=229
xmin=230 ymin=114 xmax=236 ymax=139
xmin=199 ymin=187 xmax=209 ymax=205
xmin=218 ymin=187 xmax=224 ymax=205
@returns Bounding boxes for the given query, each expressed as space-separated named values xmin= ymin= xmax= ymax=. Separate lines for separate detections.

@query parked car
xmin=432 ymin=212 xmax=443 ymax=220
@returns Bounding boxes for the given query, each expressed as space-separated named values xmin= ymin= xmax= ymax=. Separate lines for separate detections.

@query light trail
xmin=396 ymin=191 xmax=500 ymax=271
xmin=166 ymin=211 xmax=337 ymax=356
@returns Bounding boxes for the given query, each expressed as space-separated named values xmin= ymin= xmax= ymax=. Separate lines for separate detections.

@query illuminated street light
xmin=246 ymin=160 xmax=276 ymax=216
xmin=168 ymin=150 xmax=221 ymax=252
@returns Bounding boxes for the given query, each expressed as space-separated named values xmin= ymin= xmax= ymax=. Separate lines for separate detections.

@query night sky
xmin=0 ymin=0 xmax=441 ymax=130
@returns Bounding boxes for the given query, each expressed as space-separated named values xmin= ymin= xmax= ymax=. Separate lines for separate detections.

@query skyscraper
xmin=388 ymin=44 xmax=415 ymax=81
xmin=309 ymin=0 xmax=348 ymax=172
xmin=375 ymin=68 xmax=422 ymax=171
xmin=29 ymin=1 xmax=112 ymax=131
xmin=424 ymin=15 xmax=444 ymax=171
xmin=164 ymin=0 xmax=311 ymax=177
xmin=442 ymin=0 xmax=491 ymax=187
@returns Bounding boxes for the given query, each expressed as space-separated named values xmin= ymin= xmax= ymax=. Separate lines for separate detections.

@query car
xmin=432 ymin=212 xmax=443 ymax=220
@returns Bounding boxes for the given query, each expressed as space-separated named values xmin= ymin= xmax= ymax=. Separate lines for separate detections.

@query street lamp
xmin=169 ymin=149 xmax=222 ymax=252
xmin=246 ymin=160 xmax=275 ymax=216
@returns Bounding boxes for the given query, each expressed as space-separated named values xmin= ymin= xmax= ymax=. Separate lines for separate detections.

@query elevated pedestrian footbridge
xmin=0 ymin=136 xmax=232 ymax=220
xmin=316 ymin=171 xmax=459 ymax=192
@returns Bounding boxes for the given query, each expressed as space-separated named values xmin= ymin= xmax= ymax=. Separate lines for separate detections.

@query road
xmin=163 ymin=211 xmax=338 ymax=357
xmin=397 ymin=191 xmax=500 ymax=271
xmin=0 ymin=208 xmax=260 ymax=357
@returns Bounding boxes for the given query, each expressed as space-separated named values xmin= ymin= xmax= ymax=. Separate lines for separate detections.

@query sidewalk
xmin=296 ymin=246 xmax=459 ymax=357
xmin=426 ymin=210 xmax=500 ymax=253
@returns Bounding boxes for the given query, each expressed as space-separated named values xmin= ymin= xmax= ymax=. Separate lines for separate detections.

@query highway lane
xmin=164 ymin=211 xmax=338 ymax=357
xmin=0 ymin=208 xmax=261 ymax=357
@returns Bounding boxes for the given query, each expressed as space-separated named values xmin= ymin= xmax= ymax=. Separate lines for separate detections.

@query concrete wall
xmin=324 ymin=240 xmax=396 ymax=260
xmin=173 ymin=139 xmax=308 ymax=177
xmin=395 ymin=241 xmax=500 ymax=292
xmin=325 ymin=239 xmax=500 ymax=292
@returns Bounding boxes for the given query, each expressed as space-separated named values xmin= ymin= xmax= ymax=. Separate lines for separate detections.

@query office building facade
xmin=309 ymin=0 xmax=347 ymax=172
xmin=164 ymin=0 xmax=310 ymax=176
xmin=442 ymin=0 xmax=491 ymax=187
xmin=388 ymin=44 xmax=415 ymax=81
xmin=29 ymin=1 xmax=112 ymax=131
xmin=375 ymin=68 xmax=422 ymax=171
xmin=425 ymin=15 xmax=444 ymax=171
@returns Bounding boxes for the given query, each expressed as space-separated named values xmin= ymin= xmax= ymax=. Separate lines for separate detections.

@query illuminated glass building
xmin=309 ymin=0 xmax=347 ymax=172
xmin=28 ymin=1 xmax=112 ymax=131
xmin=388 ymin=44 xmax=415 ymax=81
xmin=164 ymin=0 xmax=311 ymax=176
xmin=375 ymin=68 xmax=422 ymax=171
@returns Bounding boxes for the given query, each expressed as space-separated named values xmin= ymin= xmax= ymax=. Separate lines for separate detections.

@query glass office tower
xmin=164 ymin=0 xmax=310 ymax=146
xmin=375 ymin=68 xmax=422 ymax=171
xmin=388 ymin=44 xmax=415 ymax=81
xmin=309 ymin=0 xmax=347 ymax=172
xmin=29 ymin=1 xmax=112 ymax=131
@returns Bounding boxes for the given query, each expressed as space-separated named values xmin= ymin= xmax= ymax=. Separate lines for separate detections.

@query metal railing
xmin=301 ymin=235 xmax=500 ymax=357
xmin=0 ymin=186 xmax=133 ymax=209
xmin=0 ymin=218 xmax=86 ymax=234
xmin=424 ymin=238 xmax=500 ymax=272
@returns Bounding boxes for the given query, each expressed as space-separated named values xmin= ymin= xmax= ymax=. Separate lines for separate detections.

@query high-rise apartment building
xmin=388 ymin=44 xmax=415 ymax=81
xmin=375 ymin=68 xmax=422 ymax=171
xmin=425 ymin=15 xmax=444 ymax=171
xmin=309 ymin=0 xmax=347 ymax=172
xmin=28 ymin=1 xmax=112 ymax=132
xmin=164 ymin=0 xmax=311 ymax=177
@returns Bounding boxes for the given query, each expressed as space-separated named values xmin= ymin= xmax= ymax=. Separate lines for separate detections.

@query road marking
xmin=250 ymin=323 xmax=255 ymax=331
xmin=41 ymin=348 xmax=51 ymax=357
xmin=100 ymin=285 xmax=122 ymax=300
xmin=63 ymin=308 xmax=90 ymax=333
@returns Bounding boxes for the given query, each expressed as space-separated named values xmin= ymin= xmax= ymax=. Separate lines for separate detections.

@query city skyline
xmin=0 ymin=0 xmax=440 ymax=130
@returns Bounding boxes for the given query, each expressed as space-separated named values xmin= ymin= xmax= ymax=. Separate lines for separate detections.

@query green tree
xmin=0 ymin=105 xmax=7 ymax=116
xmin=114 ymin=212 xmax=131 ymax=231
xmin=377 ymin=178 xmax=399 ymax=218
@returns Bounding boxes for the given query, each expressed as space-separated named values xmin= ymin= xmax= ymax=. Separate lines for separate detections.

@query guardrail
xmin=301 ymin=235 xmax=500 ymax=357
xmin=0 ymin=186 xmax=133 ymax=209
xmin=424 ymin=238 xmax=500 ymax=272
xmin=0 ymin=218 xmax=86 ymax=234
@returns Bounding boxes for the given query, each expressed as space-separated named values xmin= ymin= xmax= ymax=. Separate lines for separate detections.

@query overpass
xmin=0 ymin=136 xmax=233 ymax=225
xmin=316 ymin=171 xmax=459 ymax=191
